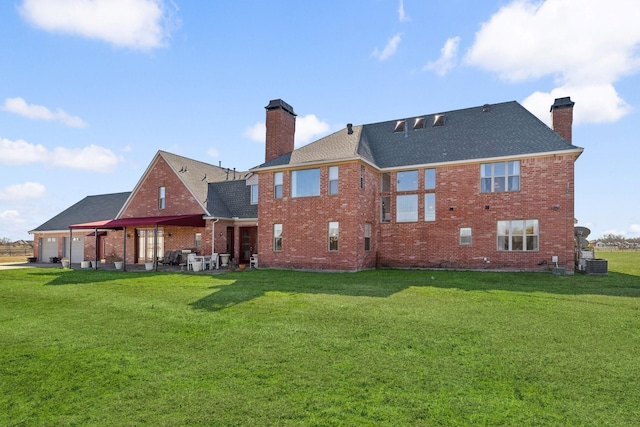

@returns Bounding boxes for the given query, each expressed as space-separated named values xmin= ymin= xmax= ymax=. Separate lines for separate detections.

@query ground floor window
xmin=328 ymin=222 xmax=339 ymax=251
xmin=364 ymin=223 xmax=371 ymax=251
xmin=497 ymin=220 xmax=538 ymax=251
xmin=273 ymin=224 xmax=283 ymax=251
xmin=460 ymin=227 xmax=472 ymax=246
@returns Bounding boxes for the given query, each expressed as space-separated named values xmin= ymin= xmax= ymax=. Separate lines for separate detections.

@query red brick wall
xmin=122 ymin=156 xmax=204 ymax=218
xmin=258 ymin=154 xmax=579 ymax=272
xmin=551 ymin=107 xmax=574 ymax=143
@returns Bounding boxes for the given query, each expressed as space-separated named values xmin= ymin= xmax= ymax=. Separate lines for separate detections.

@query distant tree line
xmin=597 ymin=234 xmax=640 ymax=248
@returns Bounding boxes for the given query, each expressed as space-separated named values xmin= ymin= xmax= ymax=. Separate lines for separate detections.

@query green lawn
xmin=1 ymin=252 xmax=639 ymax=426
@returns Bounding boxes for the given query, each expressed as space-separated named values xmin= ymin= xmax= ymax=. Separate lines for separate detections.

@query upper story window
xmin=381 ymin=173 xmax=391 ymax=192
xmin=381 ymin=196 xmax=391 ymax=223
xmin=424 ymin=168 xmax=436 ymax=190
xmin=481 ymin=161 xmax=520 ymax=193
xmin=250 ymin=184 xmax=258 ymax=204
xmin=396 ymin=194 xmax=418 ymax=222
xmin=397 ymin=170 xmax=418 ymax=191
xmin=159 ymin=186 xmax=166 ymax=210
xmin=274 ymin=172 xmax=283 ymax=199
xmin=497 ymin=220 xmax=538 ymax=251
xmin=292 ymin=168 xmax=320 ymax=197
xmin=328 ymin=166 xmax=339 ymax=195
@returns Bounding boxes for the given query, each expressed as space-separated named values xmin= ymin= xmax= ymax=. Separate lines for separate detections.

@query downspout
xmin=123 ymin=227 xmax=127 ymax=272
xmin=94 ymin=227 xmax=98 ymax=270
xmin=69 ymin=228 xmax=72 ymax=269
xmin=154 ymin=223 xmax=158 ymax=271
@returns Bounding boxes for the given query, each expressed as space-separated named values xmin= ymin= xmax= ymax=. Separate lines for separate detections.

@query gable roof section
xmin=206 ymin=180 xmax=257 ymax=219
xmin=253 ymin=101 xmax=582 ymax=171
xmin=30 ymin=192 xmax=130 ymax=232
xmin=118 ymin=150 xmax=249 ymax=217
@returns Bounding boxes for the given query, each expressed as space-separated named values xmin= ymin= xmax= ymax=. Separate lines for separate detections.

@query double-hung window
xmin=328 ymin=166 xmax=339 ymax=195
xmin=481 ymin=161 xmax=520 ymax=192
xmin=250 ymin=184 xmax=258 ymax=204
xmin=274 ymin=172 xmax=283 ymax=199
xmin=159 ymin=186 xmax=166 ymax=210
xmin=497 ymin=220 xmax=539 ymax=251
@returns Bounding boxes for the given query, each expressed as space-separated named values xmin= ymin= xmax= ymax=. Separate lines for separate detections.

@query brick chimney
xmin=265 ymin=99 xmax=296 ymax=163
xmin=550 ymin=97 xmax=575 ymax=143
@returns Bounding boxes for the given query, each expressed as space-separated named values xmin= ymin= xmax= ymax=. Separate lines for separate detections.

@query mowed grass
xmin=1 ymin=253 xmax=639 ymax=426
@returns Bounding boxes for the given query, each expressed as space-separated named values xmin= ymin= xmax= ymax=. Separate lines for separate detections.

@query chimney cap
xmin=550 ymin=96 xmax=575 ymax=112
xmin=265 ymin=99 xmax=297 ymax=116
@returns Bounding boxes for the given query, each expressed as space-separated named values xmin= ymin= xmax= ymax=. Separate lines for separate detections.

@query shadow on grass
xmin=33 ymin=268 xmax=172 ymax=286
xmin=189 ymin=269 xmax=640 ymax=312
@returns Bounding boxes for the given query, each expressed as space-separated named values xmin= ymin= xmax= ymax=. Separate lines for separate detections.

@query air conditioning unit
xmin=585 ymin=259 xmax=608 ymax=275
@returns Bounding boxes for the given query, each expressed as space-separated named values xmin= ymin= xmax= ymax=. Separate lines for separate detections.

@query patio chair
xmin=250 ymin=254 xmax=258 ymax=269
xmin=186 ymin=253 xmax=196 ymax=270
xmin=160 ymin=250 xmax=172 ymax=265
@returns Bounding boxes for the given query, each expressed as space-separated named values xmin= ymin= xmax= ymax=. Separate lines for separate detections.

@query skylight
xmin=433 ymin=114 xmax=445 ymax=126
xmin=413 ymin=117 xmax=424 ymax=130
xmin=394 ymin=120 xmax=405 ymax=133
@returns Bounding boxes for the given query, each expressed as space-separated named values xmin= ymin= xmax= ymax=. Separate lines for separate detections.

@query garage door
xmin=40 ymin=237 xmax=58 ymax=262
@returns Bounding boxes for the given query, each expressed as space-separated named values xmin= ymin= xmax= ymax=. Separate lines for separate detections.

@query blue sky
xmin=1 ymin=0 xmax=639 ymax=242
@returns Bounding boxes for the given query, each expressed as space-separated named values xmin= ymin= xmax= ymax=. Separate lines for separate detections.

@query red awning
xmin=68 ymin=220 xmax=113 ymax=229
xmin=70 ymin=214 xmax=206 ymax=230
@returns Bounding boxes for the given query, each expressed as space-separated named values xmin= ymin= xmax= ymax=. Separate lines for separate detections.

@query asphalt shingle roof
xmin=30 ymin=192 xmax=131 ymax=232
xmin=206 ymin=180 xmax=257 ymax=219
xmin=255 ymin=101 xmax=581 ymax=170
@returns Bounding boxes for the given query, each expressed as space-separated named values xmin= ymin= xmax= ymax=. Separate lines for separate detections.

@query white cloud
xmin=0 ymin=138 xmax=121 ymax=172
xmin=522 ymin=84 xmax=631 ymax=126
xmin=207 ymin=148 xmax=219 ymax=158
xmin=398 ymin=0 xmax=410 ymax=22
xmin=628 ymin=224 xmax=640 ymax=236
xmin=18 ymin=0 xmax=179 ymax=50
xmin=372 ymin=33 xmax=402 ymax=61
xmin=465 ymin=0 xmax=640 ymax=124
xmin=243 ymin=114 xmax=330 ymax=147
xmin=424 ymin=36 xmax=460 ymax=76
xmin=294 ymin=114 xmax=331 ymax=147
xmin=0 ymin=182 xmax=46 ymax=201
xmin=2 ymin=97 xmax=88 ymax=128
xmin=243 ymin=122 xmax=266 ymax=143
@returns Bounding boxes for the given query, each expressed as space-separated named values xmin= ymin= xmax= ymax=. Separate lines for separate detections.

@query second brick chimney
xmin=550 ymin=97 xmax=575 ymax=143
xmin=265 ymin=99 xmax=296 ymax=163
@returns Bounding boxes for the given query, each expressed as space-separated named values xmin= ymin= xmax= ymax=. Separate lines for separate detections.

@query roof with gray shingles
xmin=206 ymin=180 xmax=257 ymax=219
xmin=255 ymin=101 xmax=582 ymax=170
xmin=30 ymin=192 xmax=131 ymax=232
xmin=158 ymin=151 xmax=249 ymax=208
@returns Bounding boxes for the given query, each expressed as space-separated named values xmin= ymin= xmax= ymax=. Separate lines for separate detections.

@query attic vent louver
xmin=394 ymin=120 xmax=405 ymax=133
xmin=482 ymin=104 xmax=491 ymax=112
xmin=347 ymin=123 xmax=353 ymax=135
xmin=433 ymin=114 xmax=445 ymax=126
xmin=413 ymin=117 xmax=424 ymax=130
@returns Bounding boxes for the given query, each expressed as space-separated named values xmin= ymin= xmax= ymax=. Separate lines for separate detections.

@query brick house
xmin=30 ymin=97 xmax=582 ymax=272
